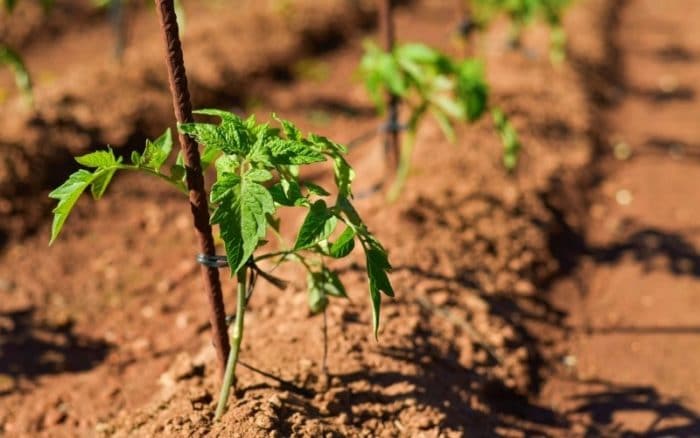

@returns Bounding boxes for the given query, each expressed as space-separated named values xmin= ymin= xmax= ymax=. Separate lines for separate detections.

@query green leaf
xmin=454 ymin=60 xmax=489 ymax=121
xmin=170 ymin=164 xmax=186 ymax=181
xmin=270 ymin=179 xmax=304 ymax=206
xmin=307 ymin=272 xmax=329 ymax=314
xmin=4 ymin=0 xmax=17 ymax=12
xmin=49 ymin=170 xmax=94 ymax=244
xmin=246 ymin=168 xmax=273 ymax=182
xmin=179 ymin=109 xmax=252 ymax=156
xmin=201 ymin=144 xmax=221 ymax=170
xmin=141 ymin=129 xmax=172 ymax=171
xmin=363 ymin=237 xmax=394 ymax=338
xmin=492 ymin=108 xmax=521 ymax=171
xmin=75 ymin=149 xmax=119 ymax=168
xmin=49 ymin=147 xmax=126 ymax=243
xmin=329 ymin=226 xmax=356 ymax=258
xmin=307 ymin=267 xmax=348 ymax=314
xmin=273 ymin=114 xmax=302 ymax=140
xmin=333 ymin=155 xmax=355 ymax=199
xmin=305 ymin=182 xmax=330 ymax=197
xmin=395 ymin=43 xmax=442 ymax=64
xmin=294 ymin=200 xmax=337 ymax=250
xmin=0 ymin=44 xmax=32 ymax=104
xmin=267 ymin=138 xmax=326 ymax=165
xmin=210 ymin=172 xmax=274 ymax=273
xmin=90 ymin=168 xmax=117 ymax=199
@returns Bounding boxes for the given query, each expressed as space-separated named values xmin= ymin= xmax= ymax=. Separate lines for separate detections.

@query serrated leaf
xmin=492 ymin=108 xmax=521 ymax=171
xmin=170 ymin=164 xmax=186 ymax=181
xmin=455 ymin=60 xmax=489 ymax=121
xmin=395 ymin=43 xmax=442 ymax=64
xmin=294 ymin=200 xmax=336 ymax=250
xmin=333 ymin=155 xmax=355 ymax=198
xmin=141 ymin=129 xmax=172 ymax=171
xmin=307 ymin=267 xmax=348 ymax=314
xmin=307 ymin=272 xmax=329 ymax=314
xmin=362 ymin=237 xmax=394 ymax=338
xmin=0 ymin=44 xmax=32 ymax=104
xmin=246 ymin=168 xmax=273 ymax=182
xmin=307 ymin=134 xmax=347 ymax=154
xmin=305 ymin=182 xmax=330 ymax=197
xmin=270 ymin=178 xmax=304 ymax=206
xmin=267 ymin=138 xmax=326 ymax=165
xmin=201 ymin=144 xmax=221 ymax=170
xmin=50 ymin=147 xmax=125 ymax=243
xmin=90 ymin=168 xmax=117 ymax=199
xmin=48 ymin=170 xmax=94 ymax=244
xmin=75 ymin=149 xmax=119 ymax=168
xmin=273 ymin=114 xmax=302 ymax=140
xmin=210 ymin=172 xmax=274 ymax=273
xmin=179 ymin=109 xmax=251 ymax=156
xmin=329 ymin=226 xmax=356 ymax=258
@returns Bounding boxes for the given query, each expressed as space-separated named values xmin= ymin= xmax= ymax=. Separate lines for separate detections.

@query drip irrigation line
xmin=155 ymin=0 xmax=230 ymax=376
xmin=345 ymin=121 xmax=408 ymax=150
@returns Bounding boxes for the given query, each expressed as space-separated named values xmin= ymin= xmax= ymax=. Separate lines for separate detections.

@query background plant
xmin=0 ymin=0 xmax=50 ymax=105
xmin=465 ymin=0 xmax=572 ymax=63
xmin=49 ymin=109 xmax=394 ymax=420
xmin=360 ymin=41 xmax=520 ymax=199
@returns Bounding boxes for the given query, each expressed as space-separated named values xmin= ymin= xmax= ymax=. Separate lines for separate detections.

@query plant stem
xmin=215 ymin=268 xmax=248 ymax=421
xmin=123 ymin=165 xmax=188 ymax=195
xmin=387 ymin=130 xmax=415 ymax=201
xmin=378 ymin=0 xmax=400 ymax=175
xmin=154 ymin=0 xmax=230 ymax=376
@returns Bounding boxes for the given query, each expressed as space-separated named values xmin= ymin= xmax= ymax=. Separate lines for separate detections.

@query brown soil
xmin=0 ymin=0 xmax=698 ymax=437
xmin=540 ymin=0 xmax=700 ymax=435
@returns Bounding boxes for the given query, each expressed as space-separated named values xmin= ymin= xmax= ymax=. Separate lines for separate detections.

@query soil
xmin=0 ymin=0 xmax=698 ymax=437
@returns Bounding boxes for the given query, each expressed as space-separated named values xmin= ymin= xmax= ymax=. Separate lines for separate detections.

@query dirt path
xmin=542 ymin=0 xmax=700 ymax=435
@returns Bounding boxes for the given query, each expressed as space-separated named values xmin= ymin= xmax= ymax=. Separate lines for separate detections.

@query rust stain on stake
xmin=379 ymin=0 xmax=400 ymax=176
xmin=154 ymin=0 xmax=230 ymax=376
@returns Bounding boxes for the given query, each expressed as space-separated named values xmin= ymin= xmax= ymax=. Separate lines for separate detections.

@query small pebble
xmin=613 ymin=142 xmax=631 ymax=160
xmin=615 ymin=189 xmax=632 ymax=206
xmin=563 ymin=355 xmax=577 ymax=368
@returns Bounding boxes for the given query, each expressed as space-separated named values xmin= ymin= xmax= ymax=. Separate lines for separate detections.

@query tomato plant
xmin=0 ymin=0 xmax=49 ymax=105
xmin=49 ymin=111 xmax=394 ymax=420
xmin=360 ymin=41 xmax=520 ymax=199
xmin=0 ymin=45 xmax=31 ymax=105
xmin=465 ymin=0 xmax=571 ymax=63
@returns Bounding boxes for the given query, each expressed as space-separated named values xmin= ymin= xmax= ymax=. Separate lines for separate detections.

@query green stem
xmin=386 ymin=130 xmax=416 ymax=202
xmin=214 ymin=268 xmax=247 ymax=421
xmin=122 ymin=164 xmax=189 ymax=195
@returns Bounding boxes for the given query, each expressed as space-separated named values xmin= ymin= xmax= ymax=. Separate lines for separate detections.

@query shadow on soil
xmin=0 ymin=307 xmax=112 ymax=396
xmin=545 ymin=0 xmax=700 ymax=433
xmin=568 ymin=379 xmax=700 ymax=437
xmin=344 ymin=326 xmax=567 ymax=435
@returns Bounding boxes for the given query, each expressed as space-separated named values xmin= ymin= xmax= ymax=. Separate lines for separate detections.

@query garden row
xmin=0 ymin=0 xmax=610 ymax=435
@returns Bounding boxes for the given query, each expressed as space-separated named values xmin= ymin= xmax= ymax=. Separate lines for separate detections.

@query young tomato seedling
xmin=0 ymin=44 xmax=31 ymax=105
xmin=464 ymin=0 xmax=571 ymax=63
xmin=49 ymin=110 xmax=394 ymax=421
xmin=0 ymin=0 xmax=49 ymax=106
xmin=360 ymin=41 xmax=520 ymax=199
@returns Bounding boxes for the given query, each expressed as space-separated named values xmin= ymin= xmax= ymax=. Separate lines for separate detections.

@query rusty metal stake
xmin=378 ymin=0 xmax=400 ymax=176
xmin=154 ymin=0 xmax=230 ymax=376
